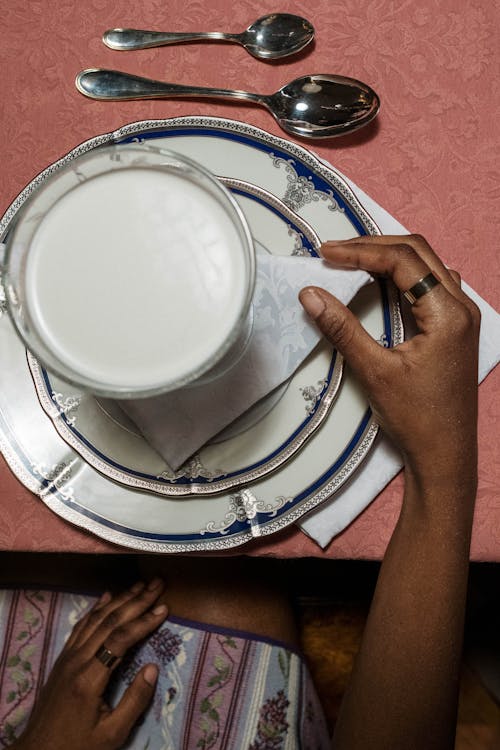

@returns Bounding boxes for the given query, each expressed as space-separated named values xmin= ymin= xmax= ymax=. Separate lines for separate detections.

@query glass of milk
xmin=2 ymin=144 xmax=255 ymax=397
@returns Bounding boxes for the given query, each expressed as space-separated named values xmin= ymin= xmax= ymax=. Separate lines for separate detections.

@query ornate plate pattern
xmin=0 ymin=117 xmax=402 ymax=552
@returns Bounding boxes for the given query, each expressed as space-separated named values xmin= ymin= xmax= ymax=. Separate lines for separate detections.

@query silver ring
xmin=403 ymin=272 xmax=440 ymax=305
xmin=95 ymin=644 xmax=119 ymax=669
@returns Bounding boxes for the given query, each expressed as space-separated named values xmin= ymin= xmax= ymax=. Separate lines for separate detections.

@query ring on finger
xmin=403 ymin=272 xmax=440 ymax=305
xmin=95 ymin=644 xmax=120 ymax=669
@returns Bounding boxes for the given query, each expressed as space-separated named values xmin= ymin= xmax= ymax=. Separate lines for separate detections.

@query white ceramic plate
xmin=0 ymin=117 xmax=402 ymax=552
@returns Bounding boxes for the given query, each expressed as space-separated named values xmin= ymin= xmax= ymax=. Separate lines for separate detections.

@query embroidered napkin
xmin=119 ymin=249 xmax=370 ymax=470
xmin=298 ymin=169 xmax=500 ymax=547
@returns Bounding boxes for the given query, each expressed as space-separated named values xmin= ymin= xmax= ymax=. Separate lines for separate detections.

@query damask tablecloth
xmin=1 ymin=0 xmax=498 ymax=559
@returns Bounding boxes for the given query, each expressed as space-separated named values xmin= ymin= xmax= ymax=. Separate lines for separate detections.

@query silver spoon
xmin=103 ymin=13 xmax=314 ymax=60
xmin=75 ymin=69 xmax=380 ymax=139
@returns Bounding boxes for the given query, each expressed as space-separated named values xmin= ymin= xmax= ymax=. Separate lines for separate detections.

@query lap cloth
xmin=0 ymin=589 xmax=330 ymax=748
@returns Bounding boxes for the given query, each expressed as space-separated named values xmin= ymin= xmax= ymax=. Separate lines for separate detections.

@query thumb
xmin=299 ymin=287 xmax=386 ymax=387
xmin=103 ymin=663 xmax=158 ymax=746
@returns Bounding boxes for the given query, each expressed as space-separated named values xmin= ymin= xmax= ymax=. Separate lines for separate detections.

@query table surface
xmin=1 ymin=0 xmax=499 ymax=559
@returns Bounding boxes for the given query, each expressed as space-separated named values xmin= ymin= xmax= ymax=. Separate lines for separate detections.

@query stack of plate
xmin=0 ymin=118 xmax=402 ymax=552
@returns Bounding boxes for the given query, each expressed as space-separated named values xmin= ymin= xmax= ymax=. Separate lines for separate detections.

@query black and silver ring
xmin=95 ymin=644 xmax=119 ymax=669
xmin=403 ymin=272 xmax=440 ymax=305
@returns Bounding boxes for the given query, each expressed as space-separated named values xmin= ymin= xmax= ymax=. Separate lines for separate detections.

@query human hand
xmin=299 ymin=235 xmax=481 ymax=489
xmin=13 ymin=579 xmax=168 ymax=750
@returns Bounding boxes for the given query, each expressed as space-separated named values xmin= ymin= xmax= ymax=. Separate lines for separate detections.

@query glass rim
xmin=2 ymin=143 xmax=256 ymax=398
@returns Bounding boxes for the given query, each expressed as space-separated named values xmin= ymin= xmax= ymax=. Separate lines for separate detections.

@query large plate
xmin=0 ymin=117 xmax=402 ymax=552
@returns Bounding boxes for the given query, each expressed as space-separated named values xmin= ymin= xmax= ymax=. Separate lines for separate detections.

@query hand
xmin=13 ymin=579 xmax=168 ymax=750
xmin=299 ymin=235 xmax=481 ymax=489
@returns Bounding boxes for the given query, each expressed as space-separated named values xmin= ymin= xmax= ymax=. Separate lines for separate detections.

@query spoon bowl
xmin=237 ymin=13 xmax=314 ymax=60
xmin=75 ymin=69 xmax=380 ymax=139
xmin=267 ymin=74 xmax=380 ymax=138
xmin=103 ymin=13 xmax=314 ymax=61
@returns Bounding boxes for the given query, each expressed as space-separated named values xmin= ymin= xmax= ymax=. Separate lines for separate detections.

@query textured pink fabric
xmin=0 ymin=0 xmax=499 ymax=559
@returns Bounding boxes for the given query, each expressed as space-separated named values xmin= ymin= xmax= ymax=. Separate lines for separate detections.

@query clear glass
xmin=2 ymin=144 xmax=255 ymax=398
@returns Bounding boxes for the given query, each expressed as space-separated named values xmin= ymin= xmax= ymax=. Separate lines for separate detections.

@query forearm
xmin=299 ymin=234 xmax=481 ymax=749
xmin=332 ymin=467 xmax=476 ymax=750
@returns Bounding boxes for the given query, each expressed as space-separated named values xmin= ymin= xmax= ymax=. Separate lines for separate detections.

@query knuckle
xmin=390 ymin=243 xmax=418 ymax=268
xmin=102 ymin=610 xmax=121 ymax=630
xmin=108 ymin=625 xmax=130 ymax=646
xmin=408 ymin=233 xmax=429 ymax=248
xmin=61 ymin=650 xmax=80 ymax=673
xmin=393 ymin=242 xmax=415 ymax=257
xmin=446 ymin=302 xmax=475 ymax=335
xmin=100 ymin=723 xmax=123 ymax=747
xmin=468 ymin=299 xmax=481 ymax=327
xmin=87 ymin=609 xmax=103 ymax=627
xmin=72 ymin=669 xmax=92 ymax=698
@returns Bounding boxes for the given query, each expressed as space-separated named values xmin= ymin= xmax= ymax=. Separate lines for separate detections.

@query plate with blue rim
xmin=0 ymin=117 xmax=402 ymax=552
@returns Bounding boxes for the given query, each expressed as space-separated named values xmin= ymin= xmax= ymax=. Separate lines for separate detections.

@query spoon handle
xmin=103 ymin=28 xmax=239 ymax=51
xmin=75 ymin=69 xmax=264 ymax=105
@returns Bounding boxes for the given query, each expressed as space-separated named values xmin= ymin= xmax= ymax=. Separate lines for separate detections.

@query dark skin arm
xmin=300 ymin=234 xmax=480 ymax=750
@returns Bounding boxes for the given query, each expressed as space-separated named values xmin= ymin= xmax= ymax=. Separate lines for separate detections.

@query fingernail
xmin=300 ymin=289 xmax=325 ymax=320
xmin=147 ymin=577 xmax=163 ymax=591
xmin=143 ymin=663 xmax=158 ymax=687
xmin=130 ymin=581 xmax=144 ymax=594
xmin=152 ymin=604 xmax=168 ymax=616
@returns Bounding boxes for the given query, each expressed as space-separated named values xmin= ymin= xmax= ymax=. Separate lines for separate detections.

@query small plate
xmin=0 ymin=117 xmax=402 ymax=552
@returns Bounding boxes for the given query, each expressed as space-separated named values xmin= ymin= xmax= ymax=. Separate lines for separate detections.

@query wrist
xmin=403 ymin=458 xmax=477 ymax=528
xmin=403 ymin=438 xmax=477 ymax=494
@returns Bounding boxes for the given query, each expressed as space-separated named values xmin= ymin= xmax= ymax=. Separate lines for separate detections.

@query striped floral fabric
xmin=0 ymin=589 xmax=330 ymax=749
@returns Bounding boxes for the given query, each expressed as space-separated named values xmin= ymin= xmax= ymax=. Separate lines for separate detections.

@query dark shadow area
xmin=464 ymin=563 xmax=500 ymax=703
xmin=0 ymin=554 xmax=498 ymax=740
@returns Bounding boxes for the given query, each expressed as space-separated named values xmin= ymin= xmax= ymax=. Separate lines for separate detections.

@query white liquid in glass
xmin=25 ymin=167 xmax=248 ymax=390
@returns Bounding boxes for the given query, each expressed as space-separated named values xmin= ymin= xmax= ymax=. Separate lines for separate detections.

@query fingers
xmin=318 ymin=236 xmax=469 ymax=332
xmin=299 ymin=234 xmax=474 ymax=389
xmin=75 ymin=587 xmax=168 ymax=693
xmin=321 ymin=238 xmax=435 ymax=292
xmin=72 ymin=578 xmax=164 ymax=653
xmin=66 ymin=585 xmax=145 ymax=652
xmin=323 ymin=235 xmax=481 ymax=323
xmin=102 ymin=664 xmax=158 ymax=747
xmin=61 ymin=579 xmax=167 ymax=693
xmin=64 ymin=591 xmax=112 ymax=651
xmin=324 ymin=234 xmax=463 ymax=298
xmin=82 ymin=582 xmax=167 ymax=659
xmin=299 ymin=287 xmax=388 ymax=388
xmin=100 ymin=602 xmax=168 ymax=663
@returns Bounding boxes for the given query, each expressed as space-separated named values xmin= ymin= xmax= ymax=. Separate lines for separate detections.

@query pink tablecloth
xmin=1 ymin=0 xmax=499 ymax=559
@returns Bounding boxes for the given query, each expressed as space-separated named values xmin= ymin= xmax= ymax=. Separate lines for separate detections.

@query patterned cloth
xmin=0 ymin=589 xmax=330 ymax=749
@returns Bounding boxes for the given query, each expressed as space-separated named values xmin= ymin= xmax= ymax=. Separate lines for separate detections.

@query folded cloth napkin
xmin=120 ymin=251 xmax=370 ymax=470
xmin=298 ymin=169 xmax=500 ymax=547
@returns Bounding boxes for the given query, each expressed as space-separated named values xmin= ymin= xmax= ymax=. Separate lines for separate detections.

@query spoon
xmin=103 ymin=13 xmax=314 ymax=60
xmin=75 ymin=69 xmax=380 ymax=139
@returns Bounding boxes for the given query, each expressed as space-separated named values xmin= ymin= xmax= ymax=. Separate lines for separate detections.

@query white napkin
xmin=298 ymin=171 xmax=500 ymax=547
xmin=120 ymin=251 xmax=370 ymax=470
